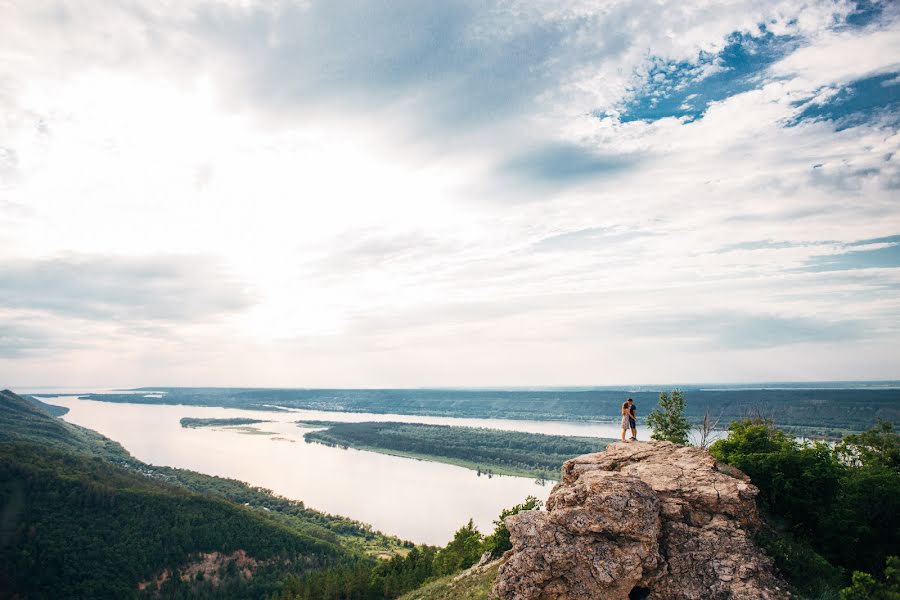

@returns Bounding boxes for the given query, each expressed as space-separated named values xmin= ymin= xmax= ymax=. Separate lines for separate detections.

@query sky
xmin=1 ymin=0 xmax=899 ymax=388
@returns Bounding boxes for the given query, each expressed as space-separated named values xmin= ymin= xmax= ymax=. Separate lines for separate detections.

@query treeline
xmin=76 ymin=387 xmax=900 ymax=432
xmin=710 ymin=419 xmax=900 ymax=598
xmin=276 ymin=497 xmax=542 ymax=600
xmin=304 ymin=422 xmax=608 ymax=478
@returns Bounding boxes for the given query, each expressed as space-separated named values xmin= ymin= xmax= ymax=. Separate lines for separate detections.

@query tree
xmin=432 ymin=520 xmax=484 ymax=576
xmin=835 ymin=419 xmax=899 ymax=471
xmin=711 ymin=420 xmax=900 ymax=583
xmin=483 ymin=496 xmax=543 ymax=558
xmin=647 ymin=390 xmax=690 ymax=445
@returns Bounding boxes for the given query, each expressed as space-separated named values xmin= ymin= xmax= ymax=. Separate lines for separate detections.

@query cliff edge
xmin=493 ymin=441 xmax=789 ymax=600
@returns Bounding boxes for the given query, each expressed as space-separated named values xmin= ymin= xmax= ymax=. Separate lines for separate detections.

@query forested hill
xmin=0 ymin=389 xmax=404 ymax=599
xmin=0 ymin=389 xmax=126 ymax=459
xmin=70 ymin=386 xmax=900 ymax=433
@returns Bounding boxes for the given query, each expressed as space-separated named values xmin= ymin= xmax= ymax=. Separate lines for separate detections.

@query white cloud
xmin=0 ymin=0 xmax=898 ymax=386
xmin=770 ymin=25 xmax=900 ymax=88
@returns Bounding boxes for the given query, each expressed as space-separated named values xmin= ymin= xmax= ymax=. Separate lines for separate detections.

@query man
xmin=627 ymin=398 xmax=637 ymax=441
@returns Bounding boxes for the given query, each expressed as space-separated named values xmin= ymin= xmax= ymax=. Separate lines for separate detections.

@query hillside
xmin=0 ymin=389 xmax=124 ymax=459
xmin=398 ymin=561 xmax=500 ymax=600
xmin=0 ymin=389 xmax=403 ymax=599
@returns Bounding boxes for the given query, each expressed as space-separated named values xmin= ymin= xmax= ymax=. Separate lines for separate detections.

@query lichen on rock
xmin=492 ymin=441 xmax=788 ymax=600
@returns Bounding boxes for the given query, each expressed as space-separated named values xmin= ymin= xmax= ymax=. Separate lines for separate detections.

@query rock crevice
xmin=493 ymin=441 xmax=788 ymax=600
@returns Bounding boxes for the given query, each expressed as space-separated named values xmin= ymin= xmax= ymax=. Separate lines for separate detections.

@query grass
xmin=398 ymin=562 xmax=500 ymax=600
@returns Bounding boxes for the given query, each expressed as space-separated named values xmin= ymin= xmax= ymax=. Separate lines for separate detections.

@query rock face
xmin=493 ymin=442 xmax=788 ymax=600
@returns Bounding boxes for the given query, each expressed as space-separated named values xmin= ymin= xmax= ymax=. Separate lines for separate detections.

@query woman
xmin=620 ymin=400 xmax=631 ymax=442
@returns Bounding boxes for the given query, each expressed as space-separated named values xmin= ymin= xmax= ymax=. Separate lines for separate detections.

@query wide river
xmin=37 ymin=395 xmax=651 ymax=545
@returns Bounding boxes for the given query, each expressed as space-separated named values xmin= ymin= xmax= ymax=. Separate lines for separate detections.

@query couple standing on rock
xmin=620 ymin=398 xmax=637 ymax=442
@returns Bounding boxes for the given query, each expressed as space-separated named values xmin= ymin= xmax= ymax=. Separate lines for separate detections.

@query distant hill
xmin=0 ymin=389 xmax=405 ymax=599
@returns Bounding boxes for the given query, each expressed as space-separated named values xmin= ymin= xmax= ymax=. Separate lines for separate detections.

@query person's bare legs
xmin=621 ymin=426 xmax=627 ymax=442
xmin=630 ymin=425 xmax=637 ymax=441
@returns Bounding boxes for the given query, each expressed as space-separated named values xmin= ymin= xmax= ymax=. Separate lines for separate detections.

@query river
xmin=38 ymin=395 xmax=652 ymax=545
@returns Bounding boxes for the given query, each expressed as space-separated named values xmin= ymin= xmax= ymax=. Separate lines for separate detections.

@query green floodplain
xmin=301 ymin=421 xmax=611 ymax=479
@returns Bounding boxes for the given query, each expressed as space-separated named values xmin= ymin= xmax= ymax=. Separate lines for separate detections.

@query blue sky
xmin=0 ymin=0 xmax=898 ymax=386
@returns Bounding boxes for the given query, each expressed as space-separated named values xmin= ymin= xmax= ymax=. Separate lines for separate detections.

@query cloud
xmin=624 ymin=311 xmax=867 ymax=349
xmin=803 ymin=235 xmax=900 ymax=271
xmin=0 ymin=319 xmax=58 ymax=358
xmin=0 ymin=0 xmax=899 ymax=385
xmin=186 ymin=0 xmax=571 ymax=133
xmin=617 ymin=30 xmax=799 ymax=123
xmin=500 ymin=143 xmax=639 ymax=184
xmin=769 ymin=18 xmax=900 ymax=87
xmin=530 ymin=227 xmax=655 ymax=252
xmin=791 ymin=71 xmax=900 ymax=129
xmin=311 ymin=231 xmax=462 ymax=276
xmin=0 ymin=254 xmax=255 ymax=323
xmin=713 ymin=239 xmax=831 ymax=253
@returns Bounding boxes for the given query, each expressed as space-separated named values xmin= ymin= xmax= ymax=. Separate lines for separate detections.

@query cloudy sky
xmin=1 ymin=0 xmax=899 ymax=387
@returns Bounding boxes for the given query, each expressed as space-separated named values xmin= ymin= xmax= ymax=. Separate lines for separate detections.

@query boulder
xmin=493 ymin=441 xmax=788 ymax=600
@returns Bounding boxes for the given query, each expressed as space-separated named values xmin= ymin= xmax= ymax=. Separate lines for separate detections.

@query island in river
xmin=301 ymin=421 xmax=612 ymax=479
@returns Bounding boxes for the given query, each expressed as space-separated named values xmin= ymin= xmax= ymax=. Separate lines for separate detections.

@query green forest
xmin=70 ymin=386 xmax=900 ymax=435
xmin=303 ymin=421 xmax=609 ymax=479
xmin=710 ymin=418 xmax=900 ymax=599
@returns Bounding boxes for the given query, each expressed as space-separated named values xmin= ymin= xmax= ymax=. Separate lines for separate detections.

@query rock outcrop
xmin=493 ymin=442 xmax=788 ymax=600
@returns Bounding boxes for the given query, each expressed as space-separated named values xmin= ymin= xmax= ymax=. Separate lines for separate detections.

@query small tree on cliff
xmin=647 ymin=389 xmax=690 ymax=445
xmin=483 ymin=495 xmax=543 ymax=558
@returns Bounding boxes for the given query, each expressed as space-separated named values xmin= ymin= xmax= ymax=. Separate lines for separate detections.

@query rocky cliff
xmin=493 ymin=441 xmax=789 ymax=600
